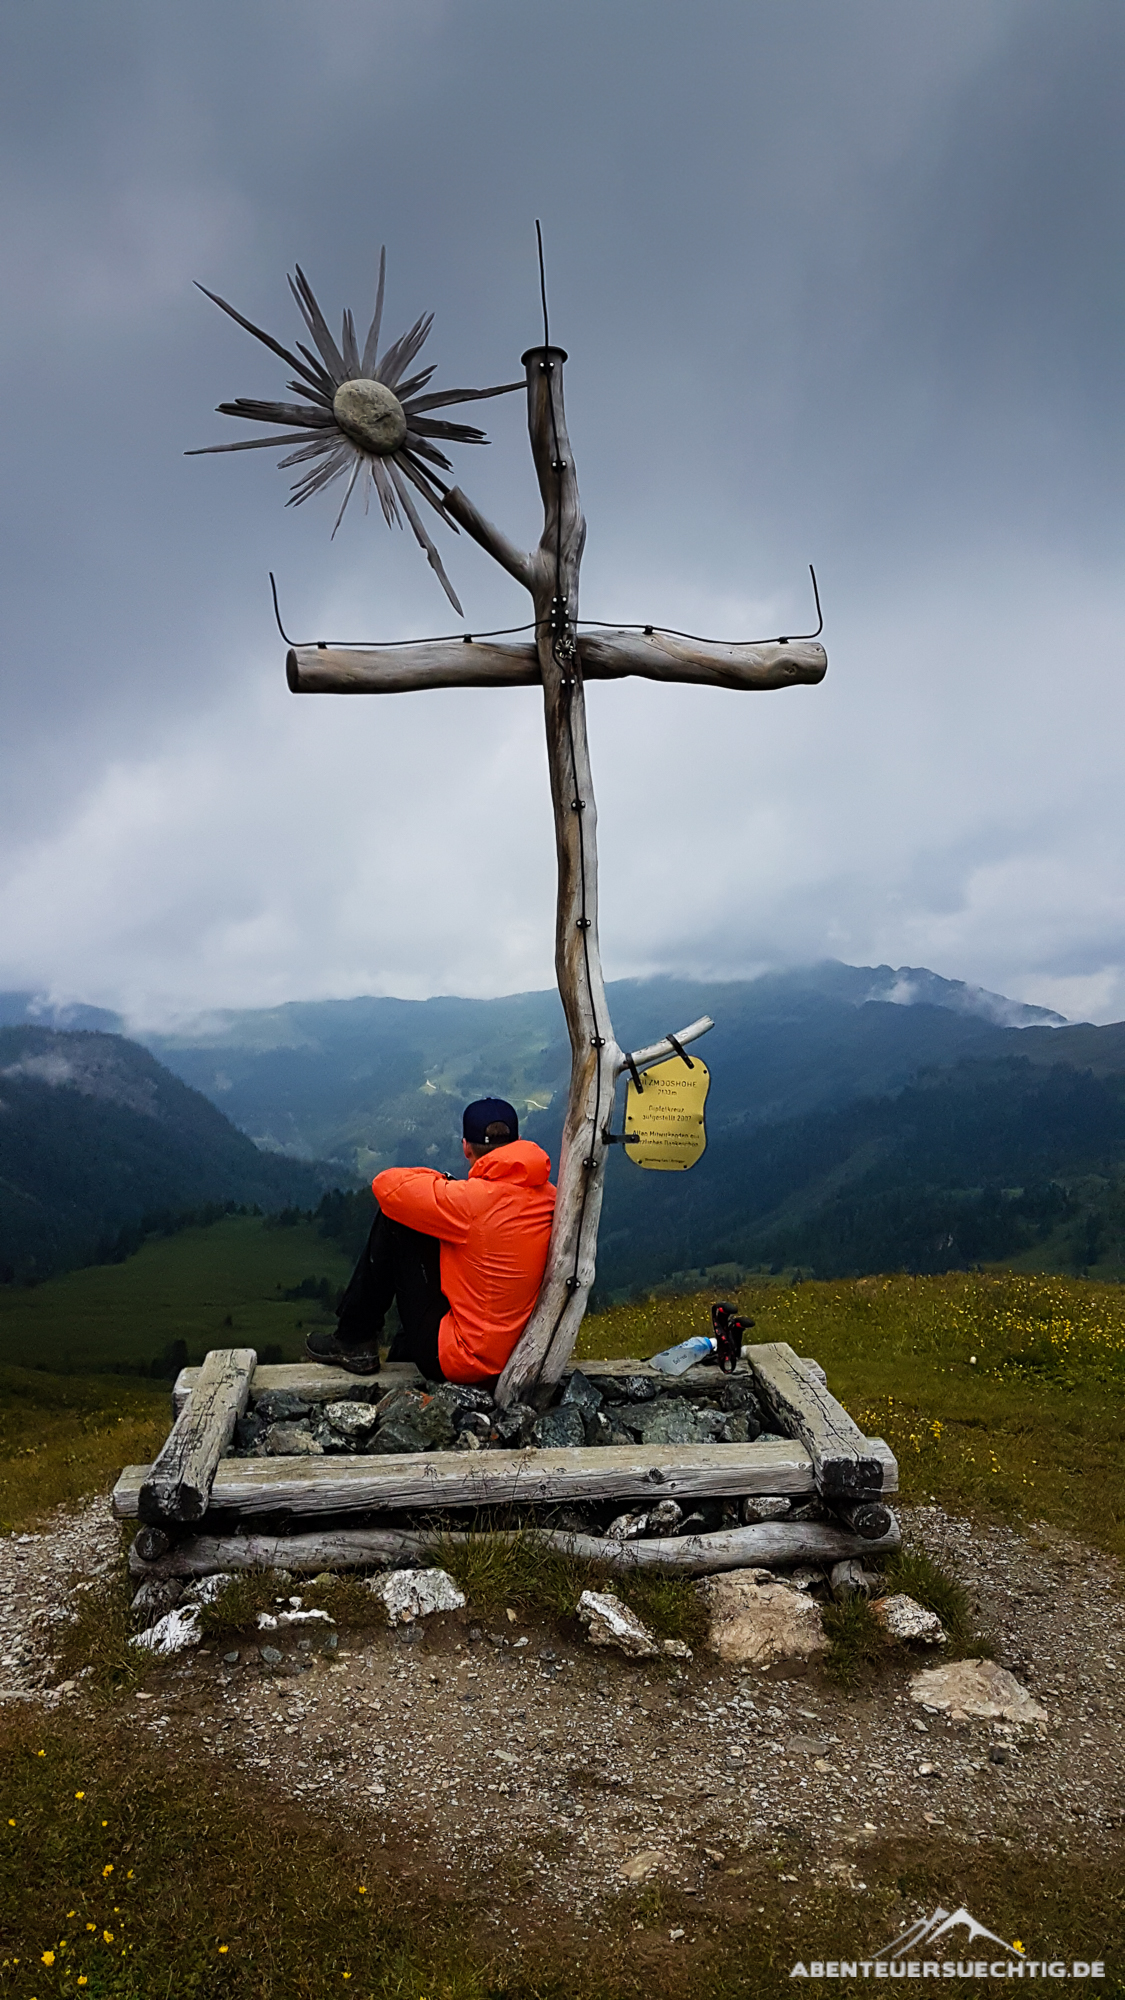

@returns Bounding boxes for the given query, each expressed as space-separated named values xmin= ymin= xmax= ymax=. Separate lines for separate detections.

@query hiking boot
xmin=304 ymin=1327 xmax=381 ymax=1376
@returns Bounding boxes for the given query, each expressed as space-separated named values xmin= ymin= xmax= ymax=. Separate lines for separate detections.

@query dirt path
xmin=2 ymin=1502 xmax=1123 ymax=1943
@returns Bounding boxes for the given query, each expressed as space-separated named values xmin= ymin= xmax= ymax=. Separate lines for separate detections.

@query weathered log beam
xmin=128 ymin=1513 xmax=899 ymax=1582
xmin=172 ymin=1357 xmax=425 ymax=1420
xmin=285 ymin=635 xmax=826 ymax=698
xmin=747 ymin=1342 xmax=887 ymax=1498
xmin=828 ymin=1497 xmax=895 ymax=1541
xmin=113 ymin=1437 xmax=821 ymax=1521
xmin=139 ymin=1347 xmax=256 ymax=1525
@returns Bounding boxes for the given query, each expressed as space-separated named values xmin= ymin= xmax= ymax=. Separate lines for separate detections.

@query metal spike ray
xmin=288 ymin=266 xmax=346 ymax=382
xmin=388 ymin=460 xmax=463 ymax=615
xmin=361 ymin=247 xmax=387 ymax=377
xmin=192 ymin=283 xmax=326 ymax=394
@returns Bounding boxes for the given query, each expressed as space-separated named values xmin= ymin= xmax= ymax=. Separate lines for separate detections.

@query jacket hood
xmin=469 ymin=1138 xmax=552 ymax=1187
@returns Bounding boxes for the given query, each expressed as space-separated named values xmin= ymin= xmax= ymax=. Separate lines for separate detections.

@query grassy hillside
xmin=580 ymin=1268 xmax=1125 ymax=1561
xmin=0 ymin=1026 xmax=334 ymax=1283
xmin=592 ymin=1054 xmax=1125 ymax=1294
xmin=0 ymin=1214 xmax=352 ymax=1377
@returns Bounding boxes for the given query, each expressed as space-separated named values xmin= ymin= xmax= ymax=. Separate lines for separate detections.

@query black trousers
xmin=335 ymin=1204 xmax=449 ymax=1381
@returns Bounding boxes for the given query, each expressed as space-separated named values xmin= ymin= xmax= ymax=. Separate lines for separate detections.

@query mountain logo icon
xmin=874 ymin=1906 xmax=1022 ymax=1960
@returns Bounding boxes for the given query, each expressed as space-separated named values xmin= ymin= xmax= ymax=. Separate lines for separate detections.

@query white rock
xmin=619 ymin=1848 xmax=668 ymax=1883
xmin=647 ymin=1499 xmax=684 ymax=1534
xmin=872 ymin=1593 xmax=946 ymax=1644
xmin=130 ymin=1604 xmax=203 ymax=1655
xmin=366 ymin=1567 xmax=466 ymax=1625
xmin=257 ymin=1608 xmax=334 ymax=1628
xmin=741 ymin=1495 xmax=791 ymax=1523
xmin=830 ymin=1559 xmax=879 ymax=1598
xmin=910 ymin=1658 xmax=1048 ymax=1724
xmin=606 ymin=1512 xmax=651 ymax=1542
xmin=662 ymin=1638 xmax=693 ymax=1660
xmin=182 ymin=1573 xmax=234 ymax=1606
xmin=577 ymin=1589 xmax=661 ymax=1658
xmin=698 ymin=1569 xmax=828 ymax=1666
xmin=323 ymin=1400 xmax=380 ymax=1439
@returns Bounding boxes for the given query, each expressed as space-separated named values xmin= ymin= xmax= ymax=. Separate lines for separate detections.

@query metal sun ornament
xmin=188 ymin=249 xmax=522 ymax=615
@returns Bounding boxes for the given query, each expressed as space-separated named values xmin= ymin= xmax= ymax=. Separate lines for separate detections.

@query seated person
xmin=305 ymin=1097 xmax=556 ymax=1385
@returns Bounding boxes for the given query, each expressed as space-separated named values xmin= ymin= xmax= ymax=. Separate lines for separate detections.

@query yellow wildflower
xmin=41 ymin=1951 xmax=56 ymax=1966
xmin=74 ymin=1791 xmax=85 ymax=1800
xmin=219 ymin=1945 xmax=229 ymax=1954
xmin=103 ymin=1930 xmax=114 ymax=1943
xmin=102 ymin=1864 xmax=113 ymax=1876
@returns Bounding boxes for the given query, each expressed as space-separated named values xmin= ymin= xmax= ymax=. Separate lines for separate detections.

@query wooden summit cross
xmin=191 ymin=251 xmax=827 ymax=1408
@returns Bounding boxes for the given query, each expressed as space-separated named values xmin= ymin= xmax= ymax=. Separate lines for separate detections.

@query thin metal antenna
xmin=535 ymin=220 xmax=551 ymax=349
xmin=777 ymin=564 xmax=823 ymax=643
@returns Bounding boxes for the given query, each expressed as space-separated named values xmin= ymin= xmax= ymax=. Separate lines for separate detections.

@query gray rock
xmin=324 ymin=1399 xmax=382 ymax=1441
xmin=310 ymin=1420 xmax=353 ymax=1454
xmin=492 ymin=1403 xmax=538 ymax=1446
xmin=717 ymin=1414 xmax=753 ymax=1443
xmin=234 ymin=1412 xmax=264 ymax=1451
xmin=692 ymin=1407 xmax=729 ymax=1441
xmin=367 ymin=1388 xmax=457 ymax=1453
xmin=742 ymin=1495 xmax=791 ymax=1524
xmin=453 ymin=1431 xmax=484 ymax=1452
xmin=532 ymin=1405 xmax=585 ymax=1450
xmin=621 ymin=1399 xmax=705 ymax=1447
xmin=619 ymin=1374 xmax=660 ymax=1402
xmin=717 ymin=1375 xmax=763 ymax=1417
xmin=560 ymin=1369 xmax=603 ymax=1413
xmin=255 ymin=1390 xmax=312 ymax=1424
xmin=223 ymin=1649 xmax=240 ymax=1665
xmin=830 ymin=1559 xmax=879 ymax=1598
xmin=584 ymin=1409 xmax=633 ymax=1447
xmin=131 ymin=1578 xmax=183 ymax=1620
xmin=264 ymin=1423 xmax=324 ymax=1456
xmin=455 ymin=1410 xmax=492 ymax=1440
xmin=259 ymin=1645 xmax=283 ymax=1665
xmin=647 ymin=1498 xmax=684 ymax=1534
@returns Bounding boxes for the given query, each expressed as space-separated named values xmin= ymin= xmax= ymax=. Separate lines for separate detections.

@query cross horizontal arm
xmin=580 ymin=630 xmax=826 ymax=690
xmin=286 ymin=633 xmax=826 ymax=696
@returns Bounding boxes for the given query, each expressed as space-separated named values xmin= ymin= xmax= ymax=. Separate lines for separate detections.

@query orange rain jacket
xmin=371 ymin=1140 xmax=556 ymax=1385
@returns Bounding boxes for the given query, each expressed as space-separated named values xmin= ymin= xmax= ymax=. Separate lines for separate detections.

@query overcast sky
xmin=1 ymin=0 xmax=1121 ymax=1029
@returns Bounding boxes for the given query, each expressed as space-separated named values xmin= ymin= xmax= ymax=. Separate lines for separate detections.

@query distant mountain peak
xmin=850 ymin=963 xmax=1067 ymax=1029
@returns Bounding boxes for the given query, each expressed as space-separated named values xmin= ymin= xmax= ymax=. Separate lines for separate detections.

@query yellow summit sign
xmin=623 ymin=1055 xmax=710 ymax=1171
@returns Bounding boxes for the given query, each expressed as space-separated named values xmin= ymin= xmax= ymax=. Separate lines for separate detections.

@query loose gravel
xmin=2 ymin=1500 xmax=1123 ymax=1939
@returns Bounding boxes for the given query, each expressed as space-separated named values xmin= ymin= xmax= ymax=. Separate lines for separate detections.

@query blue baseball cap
xmin=463 ymin=1097 xmax=519 ymax=1147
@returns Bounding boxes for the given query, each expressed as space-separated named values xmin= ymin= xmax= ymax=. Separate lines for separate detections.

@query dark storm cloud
xmin=0 ymin=1 xmax=1121 ymax=1023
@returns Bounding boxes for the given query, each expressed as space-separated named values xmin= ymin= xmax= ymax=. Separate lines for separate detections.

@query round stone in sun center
xmin=332 ymin=378 xmax=408 ymax=456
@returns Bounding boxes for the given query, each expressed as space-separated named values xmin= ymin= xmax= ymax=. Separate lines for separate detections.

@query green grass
xmin=578 ymin=1271 xmax=1125 ymax=1562
xmin=3 ymin=1703 xmax=1124 ymax=1999
xmin=429 ymin=1523 xmax=707 ymax=1648
xmin=0 ymin=1215 xmax=351 ymax=1376
xmin=0 ymin=1368 xmax=168 ymax=1534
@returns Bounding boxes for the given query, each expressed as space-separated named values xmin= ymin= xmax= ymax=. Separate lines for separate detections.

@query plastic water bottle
xmin=649 ymin=1334 xmax=717 ymax=1377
